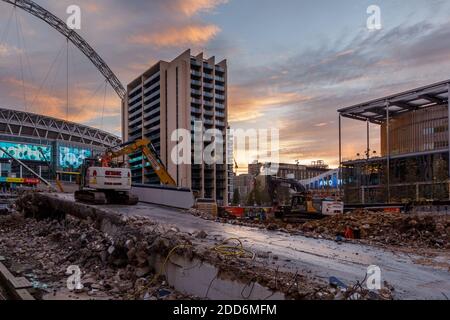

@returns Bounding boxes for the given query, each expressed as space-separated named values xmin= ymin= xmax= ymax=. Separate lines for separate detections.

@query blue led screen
xmin=0 ymin=142 xmax=51 ymax=162
xmin=58 ymin=146 xmax=92 ymax=169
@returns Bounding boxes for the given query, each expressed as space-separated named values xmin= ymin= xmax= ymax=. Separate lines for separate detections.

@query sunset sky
xmin=2 ymin=0 xmax=450 ymax=172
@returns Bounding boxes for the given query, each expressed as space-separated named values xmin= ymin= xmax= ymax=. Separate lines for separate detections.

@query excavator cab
xmin=75 ymin=158 xmax=138 ymax=205
xmin=268 ymin=176 xmax=320 ymax=219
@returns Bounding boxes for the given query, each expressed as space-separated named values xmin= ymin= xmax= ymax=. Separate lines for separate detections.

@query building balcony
xmin=144 ymin=116 xmax=161 ymax=128
xmin=143 ymin=83 xmax=159 ymax=96
xmin=128 ymin=107 xmax=142 ymax=120
xmin=191 ymin=99 xmax=202 ymax=106
xmin=215 ymin=65 xmax=225 ymax=73
xmin=143 ymin=71 xmax=160 ymax=85
xmin=143 ymin=108 xmax=160 ymax=121
xmin=216 ymin=111 xmax=225 ymax=118
xmin=129 ymin=117 xmax=142 ymax=127
xmin=129 ymin=85 xmax=142 ymax=97
xmin=215 ymin=76 xmax=225 ymax=82
xmin=129 ymin=125 xmax=142 ymax=136
xmin=128 ymin=96 xmax=142 ymax=109
xmin=191 ymin=70 xmax=202 ymax=77
xmin=216 ymin=103 xmax=225 ymax=110
xmin=203 ymin=63 xmax=213 ymax=70
xmin=191 ymin=88 xmax=202 ymax=96
xmin=204 ymin=110 xmax=214 ymax=117
xmin=143 ymin=90 xmax=160 ymax=104
xmin=128 ymin=93 xmax=142 ymax=105
xmin=191 ymin=79 xmax=202 ymax=87
xmin=191 ymin=59 xmax=202 ymax=67
xmin=203 ymin=73 xmax=214 ymax=80
xmin=129 ymin=132 xmax=142 ymax=141
xmin=204 ymin=100 xmax=214 ymax=107
xmin=203 ymin=92 xmax=214 ymax=99
xmin=191 ymin=107 xmax=202 ymax=114
xmin=216 ymin=121 xmax=226 ymax=127
xmin=203 ymin=82 xmax=214 ymax=89
xmin=143 ymin=99 xmax=160 ymax=113
xmin=216 ymin=94 xmax=225 ymax=101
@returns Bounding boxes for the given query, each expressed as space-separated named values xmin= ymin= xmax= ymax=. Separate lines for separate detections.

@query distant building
xmin=300 ymin=169 xmax=341 ymax=192
xmin=232 ymin=173 xmax=254 ymax=203
xmin=248 ymin=160 xmax=329 ymax=180
xmin=248 ymin=161 xmax=262 ymax=177
xmin=123 ymin=49 xmax=229 ymax=204
xmin=338 ymin=79 xmax=450 ymax=204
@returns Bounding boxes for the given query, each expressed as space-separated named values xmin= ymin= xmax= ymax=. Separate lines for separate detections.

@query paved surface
xmin=58 ymin=194 xmax=450 ymax=300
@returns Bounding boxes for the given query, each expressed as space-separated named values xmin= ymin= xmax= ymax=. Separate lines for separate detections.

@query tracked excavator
xmin=265 ymin=176 xmax=323 ymax=220
xmin=75 ymin=138 xmax=176 ymax=205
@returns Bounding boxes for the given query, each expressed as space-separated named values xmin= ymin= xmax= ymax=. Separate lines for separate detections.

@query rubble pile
xmin=1 ymin=194 xmax=397 ymax=300
xmin=0 ymin=211 xmax=193 ymax=300
xmin=302 ymin=211 xmax=450 ymax=249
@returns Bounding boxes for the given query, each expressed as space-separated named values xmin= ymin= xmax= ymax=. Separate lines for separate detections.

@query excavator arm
xmin=104 ymin=138 xmax=176 ymax=186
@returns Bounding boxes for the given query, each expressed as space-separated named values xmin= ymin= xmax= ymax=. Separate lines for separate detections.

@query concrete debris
xmin=0 ymin=211 xmax=193 ymax=300
xmin=302 ymin=211 xmax=450 ymax=249
xmin=191 ymin=206 xmax=449 ymax=250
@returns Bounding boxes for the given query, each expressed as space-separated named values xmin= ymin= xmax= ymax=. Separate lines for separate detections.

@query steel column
xmin=339 ymin=114 xmax=342 ymax=198
xmin=386 ymin=101 xmax=391 ymax=203
xmin=367 ymin=120 xmax=370 ymax=159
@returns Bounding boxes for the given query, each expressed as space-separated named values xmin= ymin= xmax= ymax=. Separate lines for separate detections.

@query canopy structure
xmin=338 ymin=80 xmax=450 ymax=124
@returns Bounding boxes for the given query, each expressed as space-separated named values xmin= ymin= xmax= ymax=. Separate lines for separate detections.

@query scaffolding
xmin=338 ymin=79 xmax=450 ymax=204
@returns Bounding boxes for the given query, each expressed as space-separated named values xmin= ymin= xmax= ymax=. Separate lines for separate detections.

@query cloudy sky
xmin=1 ymin=0 xmax=450 ymax=171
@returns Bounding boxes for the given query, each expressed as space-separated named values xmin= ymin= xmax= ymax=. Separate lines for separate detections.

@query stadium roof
xmin=0 ymin=107 xmax=121 ymax=147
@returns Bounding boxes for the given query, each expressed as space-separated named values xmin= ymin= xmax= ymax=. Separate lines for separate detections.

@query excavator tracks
xmin=74 ymin=190 xmax=139 ymax=205
xmin=74 ymin=190 xmax=107 ymax=205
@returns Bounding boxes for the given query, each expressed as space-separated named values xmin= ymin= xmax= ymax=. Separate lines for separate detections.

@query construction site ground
xmin=1 ymin=192 xmax=449 ymax=300
xmin=54 ymin=194 xmax=450 ymax=299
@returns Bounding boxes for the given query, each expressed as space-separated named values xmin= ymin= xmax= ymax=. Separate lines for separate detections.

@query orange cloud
xmin=84 ymin=3 xmax=103 ymax=13
xmin=129 ymin=24 xmax=220 ymax=47
xmin=229 ymin=85 xmax=311 ymax=122
xmin=1 ymin=77 xmax=120 ymax=130
xmin=0 ymin=44 xmax=22 ymax=57
xmin=168 ymin=0 xmax=228 ymax=16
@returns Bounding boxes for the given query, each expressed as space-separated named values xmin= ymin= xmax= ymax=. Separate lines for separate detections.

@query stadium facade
xmin=0 ymin=107 xmax=121 ymax=185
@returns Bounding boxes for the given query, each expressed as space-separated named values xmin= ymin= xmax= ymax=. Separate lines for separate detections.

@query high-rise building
xmin=123 ymin=50 xmax=229 ymax=204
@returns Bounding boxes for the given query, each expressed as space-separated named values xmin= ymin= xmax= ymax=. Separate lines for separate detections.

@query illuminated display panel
xmin=58 ymin=146 xmax=92 ymax=169
xmin=0 ymin=142 xmax=51 ymax=162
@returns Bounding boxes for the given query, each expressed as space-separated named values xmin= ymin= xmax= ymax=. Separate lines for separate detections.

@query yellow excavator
xmin=102 ymin=138 xmax=176 ymax=186
xmin=75 ymin=138 xmax=176 ymax=205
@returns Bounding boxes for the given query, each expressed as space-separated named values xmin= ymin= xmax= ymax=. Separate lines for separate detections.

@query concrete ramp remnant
xmin=132 ymin=184 xmax=194 ymax=209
